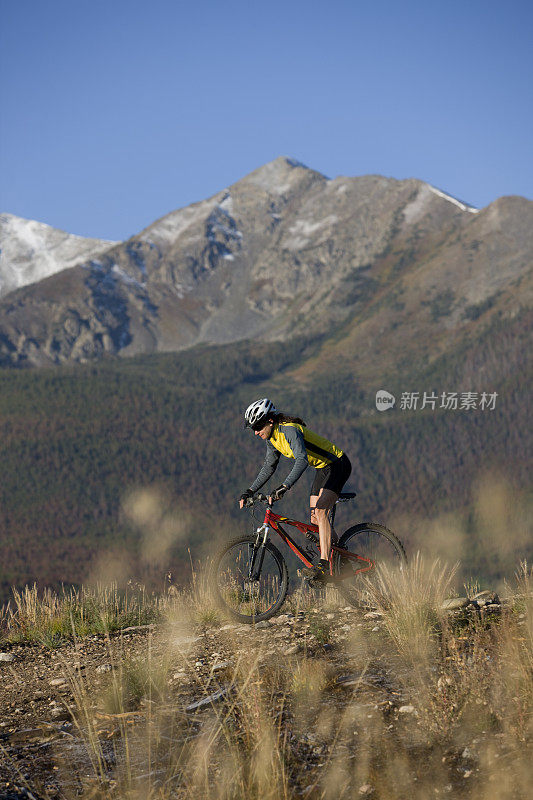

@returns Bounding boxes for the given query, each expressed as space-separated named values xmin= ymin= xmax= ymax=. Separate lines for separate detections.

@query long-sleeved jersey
xmin=248 ymin=422 xmax=343 ymax=491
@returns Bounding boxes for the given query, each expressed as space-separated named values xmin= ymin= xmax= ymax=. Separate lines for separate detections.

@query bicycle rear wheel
xmin=210 ymin=535 xmax=289 ymax=623
xmin=334 ymin=523 xmax=407 ymax=608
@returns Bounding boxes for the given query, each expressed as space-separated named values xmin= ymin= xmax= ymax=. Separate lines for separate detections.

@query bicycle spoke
xmin=214 ymin=538 xmax=286 ymax=620
xmin=335 ymin=524 xmax=406 ymax=608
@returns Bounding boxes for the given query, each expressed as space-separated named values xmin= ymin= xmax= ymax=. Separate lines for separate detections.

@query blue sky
xmin=1 ymin=0 xmax=532 ymax=240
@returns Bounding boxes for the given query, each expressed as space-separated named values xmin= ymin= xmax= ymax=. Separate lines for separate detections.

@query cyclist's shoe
xmin=301 ymin=560 xmax=331 ymax=583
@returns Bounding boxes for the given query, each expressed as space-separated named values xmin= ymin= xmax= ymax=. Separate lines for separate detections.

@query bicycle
xmin=210 ymin=492 xmax=407 ymax=622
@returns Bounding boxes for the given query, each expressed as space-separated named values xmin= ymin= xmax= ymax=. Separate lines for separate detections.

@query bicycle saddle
xmin=337 ymin=492 xmax=357 ymax=501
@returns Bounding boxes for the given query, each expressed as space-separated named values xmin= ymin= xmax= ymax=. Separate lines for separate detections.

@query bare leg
xmin=310 ymin=488 xmax=338 ymax=561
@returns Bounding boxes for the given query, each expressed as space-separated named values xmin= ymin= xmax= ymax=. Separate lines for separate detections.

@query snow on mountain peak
xmin=139 ymin=195 xmax=221 ymax=248
xmin=0 ymin=213 xmax=119 ymax=297
xmin=426 ymin=185 xmax=479 ymax=213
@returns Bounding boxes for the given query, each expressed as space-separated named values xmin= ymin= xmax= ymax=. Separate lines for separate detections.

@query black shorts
xmin=310 ymin=453 xmax=352 ymax=497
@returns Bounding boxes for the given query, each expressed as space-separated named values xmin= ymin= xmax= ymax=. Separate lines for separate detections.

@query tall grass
xmin=0 ymin=552 xmax=225 ymax=646
xmin=2 ymin=561 xmax=532 ymax=798
xmin=0 ymin=582 xmax=168 ymax=646
xmin=363 ymin=552 xmax=457 ymax=666
xmin=60 ymin=560 xmax=531 ymax=798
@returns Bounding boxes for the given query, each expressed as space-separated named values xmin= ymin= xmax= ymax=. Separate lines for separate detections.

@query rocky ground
xmin=0 ymin=591 xmax=530 ymax=800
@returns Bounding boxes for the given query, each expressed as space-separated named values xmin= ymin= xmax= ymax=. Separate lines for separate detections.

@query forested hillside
xmin=1 ymin=302 xmax=531 ymax=602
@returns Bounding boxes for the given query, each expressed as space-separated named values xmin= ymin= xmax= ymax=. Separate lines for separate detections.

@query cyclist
xmin=239 ymin=398 xmax=352 ymax=582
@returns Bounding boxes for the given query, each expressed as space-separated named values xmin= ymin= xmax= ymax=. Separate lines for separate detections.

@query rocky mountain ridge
xmin=1 ymin=157 xmax=530 ymax=368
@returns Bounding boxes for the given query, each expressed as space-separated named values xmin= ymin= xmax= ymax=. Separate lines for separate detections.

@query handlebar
xmin=243 ymin=492 xmax=272 ymax=508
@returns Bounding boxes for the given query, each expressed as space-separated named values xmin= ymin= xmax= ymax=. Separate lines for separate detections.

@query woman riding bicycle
xmin=239 ymin=398 xmax=352 ymax=582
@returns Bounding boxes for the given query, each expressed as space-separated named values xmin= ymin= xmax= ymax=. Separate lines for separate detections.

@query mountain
xmin=1 ymin=157 xmax=531 ymax=368
xmin=0 ymin=213 xmax=118 ymax=298
xmin=0 ymin=158 xmax=531 ymax=601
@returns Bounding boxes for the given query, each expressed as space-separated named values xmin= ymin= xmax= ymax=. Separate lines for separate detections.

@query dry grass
xmin=42 ymin=560 xmax=530 ymax=798
xmin=0 ymin=551 xmax=224 ymax=647
xmin=2 ymin=557 xmax=532 ymax=798
xmin=363 ymin=552 xmax=457 ymax=663
xmin=0 ymin=582 xmax=170 ymax=646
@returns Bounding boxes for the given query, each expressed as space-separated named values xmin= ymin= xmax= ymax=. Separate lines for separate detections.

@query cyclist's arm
xmin=248 ymin=442 xmax=280 ymax=492
xmin=280 ymin=425 xmax=309 ymax=488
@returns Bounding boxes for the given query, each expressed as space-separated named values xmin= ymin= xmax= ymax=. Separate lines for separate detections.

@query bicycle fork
xmin=249 ymin=522 xmax=270 ymax=581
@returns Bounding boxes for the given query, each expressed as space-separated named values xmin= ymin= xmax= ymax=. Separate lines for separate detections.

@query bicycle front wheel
xmin=335 ymin=523 xmax=407 ymax=608
xmin=210 ymin=535 xmax=289 ymax=623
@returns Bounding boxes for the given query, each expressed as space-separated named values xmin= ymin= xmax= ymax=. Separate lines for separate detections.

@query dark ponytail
xmin=272 ymin=412 xmax=306 ymax=426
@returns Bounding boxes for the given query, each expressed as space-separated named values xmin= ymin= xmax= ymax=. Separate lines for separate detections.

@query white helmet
xmin=244 ymin=398 xmax=277 ymax=429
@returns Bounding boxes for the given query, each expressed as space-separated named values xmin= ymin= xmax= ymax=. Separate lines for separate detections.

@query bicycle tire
xmin=210 ymin=535 xmax=289 ymax=623
xmin=334 ymin=522 xmax=407 ymax=608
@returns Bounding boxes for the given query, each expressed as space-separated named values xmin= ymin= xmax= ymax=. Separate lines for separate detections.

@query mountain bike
xmin=210 ymin=492 xmax=407 ymax=622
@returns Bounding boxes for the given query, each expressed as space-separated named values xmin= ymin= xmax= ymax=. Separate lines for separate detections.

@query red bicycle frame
xmin=261 ymin=505 xmax=375 ymax=576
